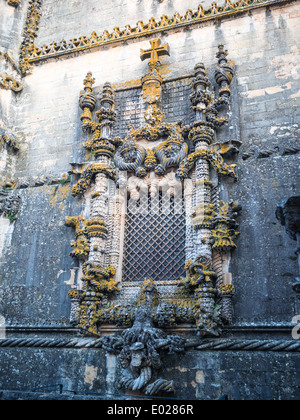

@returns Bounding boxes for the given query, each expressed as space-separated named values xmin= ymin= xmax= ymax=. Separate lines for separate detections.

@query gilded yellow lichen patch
xmin=158 ymin=62 xmax=172 ymax=78
xmin=112 ymin=78 xmax=142 ymax=91
xmin=47 ymin=184 xmax=71 ymax=211
xmin=84 ymin=365 xmax=98 ymax=389
xmin=196 ymin=370 xmax=205 ymax=384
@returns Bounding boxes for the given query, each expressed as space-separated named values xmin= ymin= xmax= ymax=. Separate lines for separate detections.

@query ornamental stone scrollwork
xmin=19 ymin=0 xmax=42 ymax=75
xmin=67 ymin=79 xmax=121 ymax=336
xmin=66 ymin=40 xmax=241 ymax=396
xmin=101 ymin=280 xmax=186 ymax=396
xmin=0 ymin=128 xmax=21 ymax=222
xmin=0 ymin=73 xmax=23 ymax=93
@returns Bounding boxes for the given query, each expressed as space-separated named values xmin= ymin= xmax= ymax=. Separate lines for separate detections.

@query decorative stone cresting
xmin=66 ymin=40 xmax=241 ymax=396
xmin=20 ymin=0 xmax=289 ymax=74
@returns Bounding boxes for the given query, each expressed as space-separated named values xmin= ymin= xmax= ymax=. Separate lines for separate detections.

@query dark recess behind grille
xmin=122 ymin=193 xmax=186 ymax=282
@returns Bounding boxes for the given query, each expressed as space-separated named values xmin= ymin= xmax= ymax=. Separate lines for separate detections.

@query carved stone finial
xmin=215 ymin=44 xmax=234 ymax=100
xmin=80 ymin=72 xmax=96 ymax=126
xmin=216 ymin=44 xmax=228 ymax=64
xmin=140 ymin=39 xmax=170 ymax=126
xmin=83 ymin=71 xmax=95 ymax=92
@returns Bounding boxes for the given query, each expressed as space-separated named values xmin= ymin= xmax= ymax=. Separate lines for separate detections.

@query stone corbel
xmin=100 ymin=280 xmax=186 ymax=396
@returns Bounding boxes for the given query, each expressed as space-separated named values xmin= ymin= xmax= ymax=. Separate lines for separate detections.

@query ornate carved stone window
xmin=66 ymin=39 xmax=241 ymax=396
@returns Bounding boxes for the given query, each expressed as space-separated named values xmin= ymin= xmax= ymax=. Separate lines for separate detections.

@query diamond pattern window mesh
xmin=122 ymin=191 xmax=186 ymax=283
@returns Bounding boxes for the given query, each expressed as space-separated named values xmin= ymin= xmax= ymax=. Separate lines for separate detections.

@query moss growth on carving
xmin=6 ymin=211 xmax=18 ymax=223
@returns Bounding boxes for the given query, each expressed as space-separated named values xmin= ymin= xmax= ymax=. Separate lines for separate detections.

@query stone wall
xmin=0 ymin=345 xmax=299 ymax=400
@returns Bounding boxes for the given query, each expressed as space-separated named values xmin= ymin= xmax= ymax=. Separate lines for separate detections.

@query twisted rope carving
xmin=0 ymin=337 xmax=299 ymax=352
xmin=196 ymin=339 xmax=300 ymax=352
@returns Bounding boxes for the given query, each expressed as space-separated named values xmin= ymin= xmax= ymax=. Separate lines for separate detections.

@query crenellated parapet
xmin=21 ymin=0 xmax=288 ymax=73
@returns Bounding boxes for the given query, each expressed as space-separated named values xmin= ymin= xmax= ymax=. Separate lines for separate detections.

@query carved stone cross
xmin=141 ymin=38 xmax=170 ymax=66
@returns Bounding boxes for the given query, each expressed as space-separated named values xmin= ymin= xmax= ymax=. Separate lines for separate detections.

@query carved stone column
xmin=66 ymin=75 xmax=120 ymax=336
xmin=178 ymin=45 xmax=238 ymax=335
xmin=190 ymin=63 xmax=214 ymax=261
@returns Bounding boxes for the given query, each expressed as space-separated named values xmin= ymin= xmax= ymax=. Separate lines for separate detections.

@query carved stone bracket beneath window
xmin=100 ymin=280 xmax=186 ymax=396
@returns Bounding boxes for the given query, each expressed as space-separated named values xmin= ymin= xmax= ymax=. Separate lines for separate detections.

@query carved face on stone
xmin=130 ymin=342 xmax=146 ymax=368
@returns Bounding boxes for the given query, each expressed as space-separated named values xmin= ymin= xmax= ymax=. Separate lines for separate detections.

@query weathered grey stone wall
xmin=0 ymin=347 xmax=299 ymax=400
xmin=37 ymin=0 xmax=208 ymax=46
xmin=0 ymin=0 xmax=28 ymax=62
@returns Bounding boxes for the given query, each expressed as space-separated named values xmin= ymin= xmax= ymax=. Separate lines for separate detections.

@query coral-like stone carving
xmin=66 ymin=78 xmax=121 ymax=336
xmin=24 ymin=0 xmax=285 ymax=69
xmin=101 ymin=280 xmax=186 ymax=396
xmin=0 ymin=128 xmax=20 ymax=153
xmin=19 ymin=0 xmax=42 ymax=74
